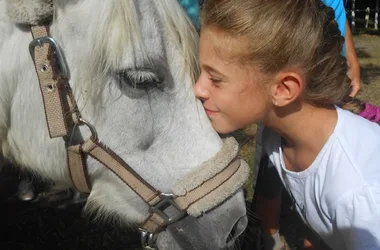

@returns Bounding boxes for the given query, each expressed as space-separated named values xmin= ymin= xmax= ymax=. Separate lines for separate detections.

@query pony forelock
xmin=59 ymin=0 xmax=200 ymax=108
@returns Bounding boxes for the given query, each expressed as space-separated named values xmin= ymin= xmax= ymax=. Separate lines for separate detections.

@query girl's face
xmin=195 ymin=28 xmax=272 ymax=134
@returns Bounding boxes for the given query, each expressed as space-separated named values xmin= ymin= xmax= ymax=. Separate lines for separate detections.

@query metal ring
xmin=139 ymin=229 xmax=158 ymax=250
xmin=79 ymin=118 xmax=98 ymax=141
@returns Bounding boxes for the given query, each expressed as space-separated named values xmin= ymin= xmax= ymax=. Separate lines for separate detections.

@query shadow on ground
xmin=361 ymin=64 xmax=380 ymax=86
xmin=352 ymin=47 xmax=380 ymax=86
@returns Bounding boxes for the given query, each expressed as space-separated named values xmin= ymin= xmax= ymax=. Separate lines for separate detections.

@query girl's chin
xmin=212 ymin=123 xmax=238 ymax=135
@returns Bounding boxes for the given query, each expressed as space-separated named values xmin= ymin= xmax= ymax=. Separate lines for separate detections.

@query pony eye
xmin=117 ymin=69 xmax=163 ymax=89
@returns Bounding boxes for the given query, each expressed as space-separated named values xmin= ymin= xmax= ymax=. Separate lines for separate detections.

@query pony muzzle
xmin=139 ymin=137 xmax=249 ymax=249
xmin=140 ymin=137 xmax=249 ymax=232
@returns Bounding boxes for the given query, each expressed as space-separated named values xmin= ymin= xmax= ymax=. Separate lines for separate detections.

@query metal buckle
xmin=138 ymin=194 xmax=185 ymax=250
xmin=151 ymin=193 xmax=186 ymax=226
xmin=29 ymin=36 xmax=70 ymax=80
xmin=78 ymin=118 xmax=98 ymax=141
xmin=139 ymin=229 xmax=158 ymax=250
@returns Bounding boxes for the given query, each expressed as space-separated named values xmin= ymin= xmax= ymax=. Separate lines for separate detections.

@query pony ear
xmin=6 ymin=0 xmax=53 ymax=25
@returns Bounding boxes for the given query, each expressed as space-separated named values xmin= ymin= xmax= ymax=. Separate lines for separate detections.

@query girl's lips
xmin=205 ymin=108 xmax=217 ymax=116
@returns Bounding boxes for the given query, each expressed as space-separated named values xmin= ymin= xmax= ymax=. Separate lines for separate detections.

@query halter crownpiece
xmin=6 ymin=0 xmax=53 ymax=25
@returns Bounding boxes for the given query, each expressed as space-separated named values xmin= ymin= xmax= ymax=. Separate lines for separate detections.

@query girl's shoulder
xmin=334 ymin=107 xmax=380 ymax=182
xmin=336 ymin=107 xmax=380 ymax=140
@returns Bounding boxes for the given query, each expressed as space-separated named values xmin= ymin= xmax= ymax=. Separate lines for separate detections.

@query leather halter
xmin=28 ymin=25 xmax=244 ymax=249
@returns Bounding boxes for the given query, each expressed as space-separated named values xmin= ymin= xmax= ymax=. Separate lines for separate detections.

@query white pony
xmin=0 ymin=0 xmax=249 ymax=249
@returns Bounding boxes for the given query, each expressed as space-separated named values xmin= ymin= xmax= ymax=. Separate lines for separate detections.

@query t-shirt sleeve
xmin=333 ymin=185 xmax=380 ymax=250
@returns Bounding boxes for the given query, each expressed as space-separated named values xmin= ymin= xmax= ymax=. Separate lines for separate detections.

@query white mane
xmin=153 ymin=1 xmax=200 ymax=81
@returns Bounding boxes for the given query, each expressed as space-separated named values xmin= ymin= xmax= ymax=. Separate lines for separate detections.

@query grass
xmin=230 ymin=125 xmax=257 ymax=201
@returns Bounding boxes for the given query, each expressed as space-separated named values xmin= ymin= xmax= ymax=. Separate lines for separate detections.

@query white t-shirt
xmin=262 ymin=107 xmax=380 ymax=250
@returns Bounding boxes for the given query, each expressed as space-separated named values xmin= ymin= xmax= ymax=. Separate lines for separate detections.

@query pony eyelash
xmin=127 ymin=70 xmax=160 ymax=83
xmin=117 ymin=68 xmax=163 ymax=89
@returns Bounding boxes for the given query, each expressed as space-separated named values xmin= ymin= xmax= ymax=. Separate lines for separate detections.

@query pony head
xmin=1 ymin=0 xmax=249 ymax=249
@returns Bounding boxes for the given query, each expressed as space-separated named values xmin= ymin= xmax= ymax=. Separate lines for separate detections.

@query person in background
xmin=342 ymin=97 xmax=380 ymax=125
xmin=195 ymin=1 xmax=380 ymax=250
xmin=344 ymin=20 xmax=361 ymax=97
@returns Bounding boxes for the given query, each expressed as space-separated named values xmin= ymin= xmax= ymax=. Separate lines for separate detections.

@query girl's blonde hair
xmin=201 ymin=0 xmax=351 ymax=107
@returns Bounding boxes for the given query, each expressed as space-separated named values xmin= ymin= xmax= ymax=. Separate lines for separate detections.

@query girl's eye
xmin=209 ymin=77 xmax=222 ymax=85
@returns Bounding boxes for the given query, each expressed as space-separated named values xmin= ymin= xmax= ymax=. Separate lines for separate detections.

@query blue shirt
xmin=178 ymin=0 xmax=200 ymax=28
xmin=323 ymin=0 xmax=347 ymax=55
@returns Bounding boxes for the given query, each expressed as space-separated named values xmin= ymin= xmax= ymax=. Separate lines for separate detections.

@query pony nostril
xmin=226 ymin=215 xmax=248 ymax=246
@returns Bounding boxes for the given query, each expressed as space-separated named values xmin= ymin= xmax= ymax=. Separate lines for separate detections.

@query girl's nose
xmin=194 ymin=75 xmax=209 ymax=101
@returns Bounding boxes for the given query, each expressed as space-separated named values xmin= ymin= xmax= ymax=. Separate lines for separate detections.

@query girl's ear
xmin=271 ymin=71 xmax=303 ymax=107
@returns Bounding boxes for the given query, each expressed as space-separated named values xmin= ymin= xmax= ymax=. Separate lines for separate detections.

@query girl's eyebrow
xmin=202 ymin=64 xmax=226 ymax=78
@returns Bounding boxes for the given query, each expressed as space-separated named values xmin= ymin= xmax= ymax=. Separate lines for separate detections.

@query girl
xmin=194 ymin=0 xmax=380 ymax=249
